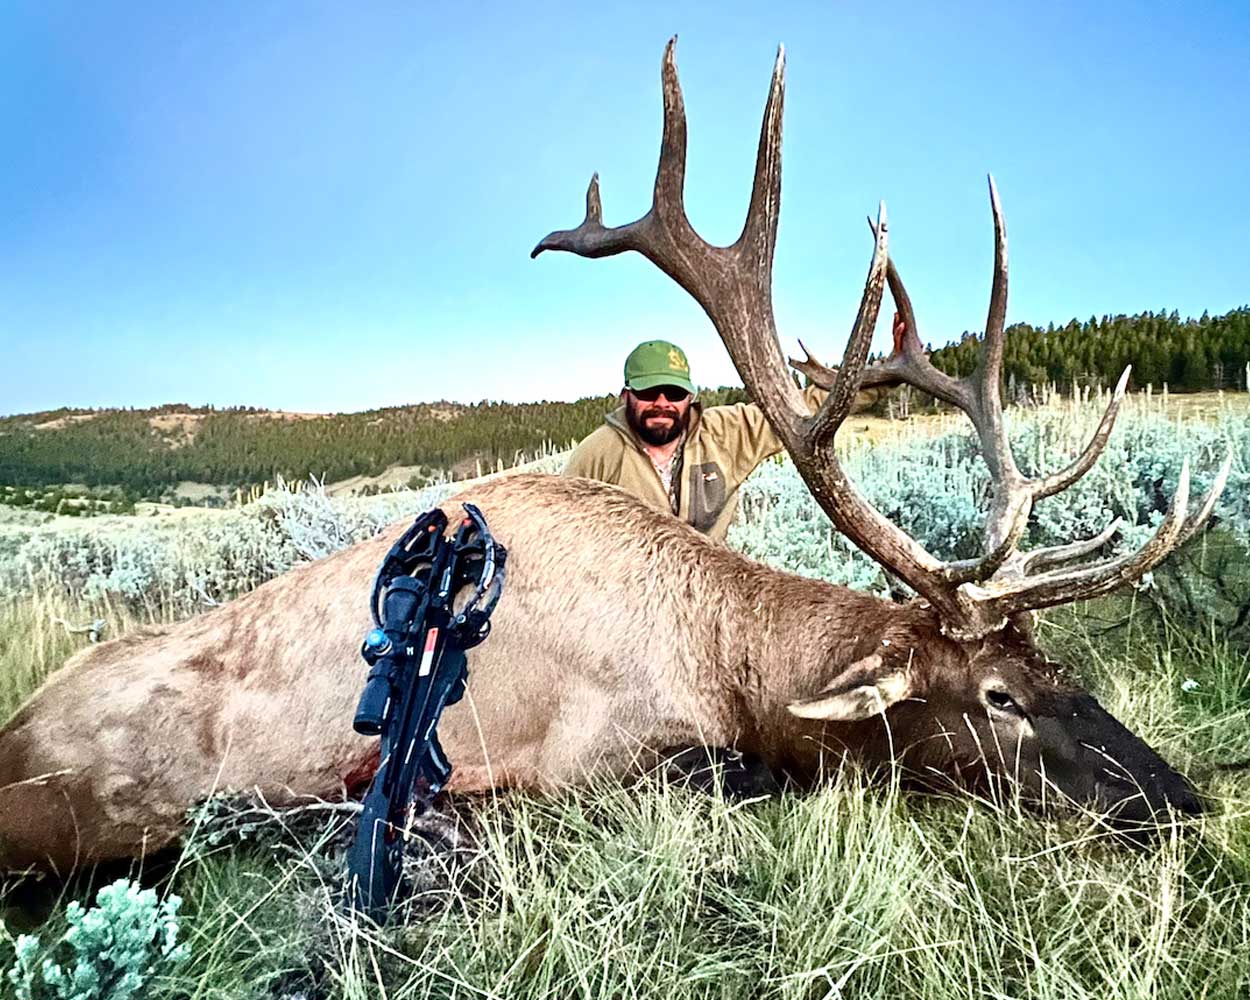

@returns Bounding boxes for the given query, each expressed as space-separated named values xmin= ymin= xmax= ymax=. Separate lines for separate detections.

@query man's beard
xmin=626 ymin=403 xmax=690 ymax=446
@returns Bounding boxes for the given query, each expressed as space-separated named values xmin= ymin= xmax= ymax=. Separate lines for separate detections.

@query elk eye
xmin=985 ymin=688 xmax=1025 ymax=717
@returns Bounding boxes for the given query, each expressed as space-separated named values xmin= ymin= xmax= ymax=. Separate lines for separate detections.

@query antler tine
xmin=872 ymin=188 xmax=1029 ymax=582
xmin=708 ymin=41 xmax=814 ymax=430
xmin=942 ymin=179 xmax=1029 ymax=574
xmin=530 ymin=171 xmax=645 ymax=260
xmin=653 ymin=36 xmax=689 ymax=219
xmin=967 ymin=176 xmax=1019 ymax=492
xmin=586 ymin=173 xmax=603 ymax=223
xmin=739 ymin=45 xmax=786 ymax=268
xmin=789 ymin=339 xmax=835 ymax=387
xmin=780 ymin=210 xmax=981 ymax=619
xmin=1175 ymin=451 xmax=1233 ymax=546
xmin=858 ymin=221 xmax=969 ymax=407
xmin=886 ymin=259 xmax=920 ymax=356
xmin=981 ymin=175 xmax=1009 ymax=394
xmin=788 ymin=225 xmax=969 ymax=407
xmin=532 ymin=37 xmax=726 ymax=314
xmin=807 ymin=203 xmax=889 ymax=446
xmin=991 ymin=519 xmax=1123 ymax=581
xmin=1034 ymin=367 xmax=1132 ymax=499
xmin=799 ymin=198 xmax=994 ymax=411
xmin=975 ymin=460 xmax=1195 ymax=616
xmin=975 ymin=451 xmax=1231 ymax=615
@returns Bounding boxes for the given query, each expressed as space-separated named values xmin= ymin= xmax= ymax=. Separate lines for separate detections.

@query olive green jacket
xmin=563 ymin=387 xmax=826 ymax=543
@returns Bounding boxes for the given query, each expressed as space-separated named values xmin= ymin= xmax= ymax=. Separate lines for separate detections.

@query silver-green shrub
xmin=729 ymin=399 xmax=1249 ymax=595
xmin=6 ymin=878 xmax=189 ymax=1000
xmin=0 ymin=456 xmax=570 ymax=612
xmin=1 ymin=406 xmax=1244 ymax=614
xmin=0 ymin=482 xmax=460 ymax=611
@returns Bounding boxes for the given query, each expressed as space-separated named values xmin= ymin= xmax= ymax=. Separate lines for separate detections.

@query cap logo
xmin=668 ymin=348 xmax=689 ymax=373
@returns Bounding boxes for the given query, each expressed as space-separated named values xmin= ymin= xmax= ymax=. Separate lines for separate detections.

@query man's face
xmin=623 ymin=385 xmax=692 ymax=446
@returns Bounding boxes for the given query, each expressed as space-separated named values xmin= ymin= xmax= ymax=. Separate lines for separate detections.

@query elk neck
xmin=701 ymin=554 xmax=941 ymax=753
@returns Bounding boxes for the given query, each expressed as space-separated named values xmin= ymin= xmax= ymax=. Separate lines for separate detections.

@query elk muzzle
xmin=1033 ymin=693 xmax=1204 ymax=825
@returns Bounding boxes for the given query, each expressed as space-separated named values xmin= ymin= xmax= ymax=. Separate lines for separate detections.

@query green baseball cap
xmin=623 ymin=340 xmax=695 ymax=394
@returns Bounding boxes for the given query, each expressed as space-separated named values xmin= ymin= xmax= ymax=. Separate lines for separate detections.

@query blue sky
xmin=1 ymin=1 xmax=1247 ymax=415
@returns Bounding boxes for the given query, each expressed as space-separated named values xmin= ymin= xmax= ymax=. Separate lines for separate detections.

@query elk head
xmin=779 ymin=612 xmax=1206 ymax=824
xmin=533 ymin=39 xmax=1229 ymax=825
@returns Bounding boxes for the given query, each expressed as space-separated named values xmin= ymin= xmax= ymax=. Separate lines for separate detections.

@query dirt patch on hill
xmin=428 ymin=405 xmax=465 ymax=422
xmin=150 ymin=413 xmax=203 ymax=447
xmin=173 ymin=481 xmax=227 ymax=502
xmin=31 ymin=409 xmax=323 ymax=444
xmin=325 ymin=465 xmax=438 ymax=497
xmin=33 ymin=414 xmax=98 ymax=431
xmin=149 ymin=411 xmax=324 ymax=447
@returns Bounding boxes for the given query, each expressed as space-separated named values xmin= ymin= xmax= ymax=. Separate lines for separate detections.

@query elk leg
xmin=659 ymin=746 xmax=781 ymax=799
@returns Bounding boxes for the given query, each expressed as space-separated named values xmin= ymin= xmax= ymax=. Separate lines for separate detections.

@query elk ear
xmin=787 ymin=653 xmax=914 ymax=722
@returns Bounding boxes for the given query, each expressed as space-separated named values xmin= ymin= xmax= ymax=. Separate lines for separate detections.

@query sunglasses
xmin=631 ymin=385 xmax=690 ymax=403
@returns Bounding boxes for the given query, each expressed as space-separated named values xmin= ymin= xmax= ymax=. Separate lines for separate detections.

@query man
xmin=563 ymin=339 xmax=826 ymax=543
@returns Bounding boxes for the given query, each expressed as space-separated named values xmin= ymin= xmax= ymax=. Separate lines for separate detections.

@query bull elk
xmin=0 ymin=40 xmax=1230 ymax=873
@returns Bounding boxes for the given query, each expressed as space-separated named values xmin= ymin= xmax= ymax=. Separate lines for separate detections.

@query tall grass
xmin=33 ymin=614 xmax=1249 ymax=1000
xmin=0 ymin=590 xmax=174 ymax=723
xmin=3 ymin=594 xmax=1249 ymax=997
xmin=2 ymin=399 xmax=1249 ymax=998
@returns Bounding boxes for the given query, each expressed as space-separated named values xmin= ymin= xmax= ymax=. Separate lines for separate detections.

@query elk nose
xmin=1172 ymin=781 xmax=1206 ymax=817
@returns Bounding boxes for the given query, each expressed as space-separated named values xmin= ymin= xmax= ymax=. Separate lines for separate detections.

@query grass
xmin=3 ymin=591 xmax=1250 ymax=999
xmin=1 ymin=389 xmax=1247 ymax=999
xmin=843 ymin=385 xmax=1249 ymax=450
xmin=0 ymin=589 xmax=179 ymax=724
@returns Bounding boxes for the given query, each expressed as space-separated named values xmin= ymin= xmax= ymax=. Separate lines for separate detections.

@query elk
xmin=0 ymin=40 xmax=1230 ymax=874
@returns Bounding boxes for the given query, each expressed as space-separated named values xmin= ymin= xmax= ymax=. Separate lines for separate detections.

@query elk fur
xmin=0 ymin=474 xmax=934 ymax=871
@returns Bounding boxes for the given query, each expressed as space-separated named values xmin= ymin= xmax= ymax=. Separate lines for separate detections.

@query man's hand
xmin=891 ymin=311 xmax=908 ymax=354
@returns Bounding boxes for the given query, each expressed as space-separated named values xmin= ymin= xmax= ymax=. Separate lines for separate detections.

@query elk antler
xmin=533 ymin=39 xmax=955 ymax=614
xmin=533 ymin=40 xmax=1231 ymax=640
xmin=794 ymin=186 xmax=1231 ymax=630
xmin=533 ymin=39 xmax=813 ymax=443
xmin=792 ymin=187 xmax=1136 ymax=585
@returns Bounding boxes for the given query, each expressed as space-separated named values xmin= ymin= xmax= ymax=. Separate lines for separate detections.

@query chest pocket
xmin=687 ymin=462 xmax=727 ymax=533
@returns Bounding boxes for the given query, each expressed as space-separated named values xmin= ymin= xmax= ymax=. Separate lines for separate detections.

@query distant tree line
xmin=0 ymin=484 xmax=136 ymax=515
xmin=2 ymin=306 xmax=1245 ymax=498
xmin=0 ymin=390 xmax=749 ymax=497
xmin=928 ymin=307 xmax=1250 ymax=395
